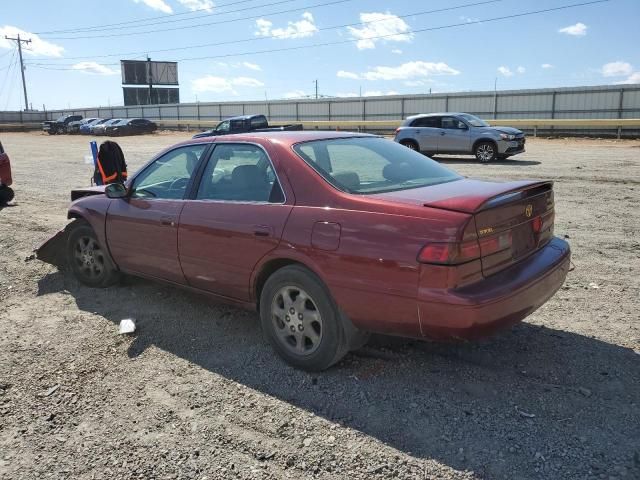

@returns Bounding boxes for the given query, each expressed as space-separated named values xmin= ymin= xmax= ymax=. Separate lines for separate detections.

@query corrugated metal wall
xmin=2 ymin=84 xmax=639 ymax=132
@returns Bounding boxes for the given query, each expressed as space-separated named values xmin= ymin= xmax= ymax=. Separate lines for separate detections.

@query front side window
xmin=441 ymin=116 xmax=467 ymax=129
xmin=132 ymin=145 xmax=207 ymax=199
xmin=216 ymin=120 xmax=230 ymax=133
xmin=196 ymin=144 xmax=283 ymax=203
xmin=294 ymin=137 xmax=461 ymax=195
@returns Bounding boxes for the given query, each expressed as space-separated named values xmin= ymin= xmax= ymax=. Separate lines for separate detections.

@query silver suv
xmin=394 ymin=113 xmax=525 ymax=162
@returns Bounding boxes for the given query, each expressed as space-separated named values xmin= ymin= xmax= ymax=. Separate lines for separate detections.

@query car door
xmin=106 ymin=143 xmax=210 ymax=284
xmin=412 ymin=116 xmax=442 ymax=153
xmin=438 ymin=116 xmax=471 ymax=153
xmin=178 ymin=142 xmax=293 ymax=301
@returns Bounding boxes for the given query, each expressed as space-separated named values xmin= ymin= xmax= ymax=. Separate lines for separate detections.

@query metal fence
xmin=2 ymin=83 xmax=640 ymax=136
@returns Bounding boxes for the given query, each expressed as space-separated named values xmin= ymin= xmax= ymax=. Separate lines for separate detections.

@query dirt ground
xmin=0 ymin=131 xmax=639 ymax=480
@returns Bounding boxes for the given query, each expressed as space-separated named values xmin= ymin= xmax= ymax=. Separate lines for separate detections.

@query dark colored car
xmin=193 ymin=114 xmax=302 ymax=139
xmin=68 ymin=117 xmax=98 ymax=134
xmin=80 ymin=118 xmax=108 ymax=134
xmin=42 ymin=115 xmax=83 ymax=135
xmin=0 ymin=141 xmax=14 ymax=204
xmin=37 ymin=132 xmax=570 ymax=371
xmin=105 ymin=118 xmax=158 ymax=136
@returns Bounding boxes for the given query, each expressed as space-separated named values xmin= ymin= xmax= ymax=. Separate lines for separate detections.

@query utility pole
xmin=313 ymin=79 xmax=318 ymax=99
xmin=147 ymin=56 xmax=153 ymax=105
xmin=4 ymin=34 xmax=32 ymax=111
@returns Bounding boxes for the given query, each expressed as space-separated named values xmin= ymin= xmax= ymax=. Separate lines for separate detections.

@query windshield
xmin=293 ymin=137 xmax=461 ymax=195
xmin=458 ymin=113 xmax=489 ymax=127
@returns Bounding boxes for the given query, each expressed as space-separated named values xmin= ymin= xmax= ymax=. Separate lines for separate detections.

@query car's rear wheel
xmin=0 ymin=186 xmax=14 ymax=204
xmin=260 ymin=265 xmax=356 ymax=371
xmin=66 ymin=221 xmax=120 ymax=288
xmin=475 ymin=141 xmax=497 ymax=163
xmin=400 ymin=139 xmax=419 ymax=152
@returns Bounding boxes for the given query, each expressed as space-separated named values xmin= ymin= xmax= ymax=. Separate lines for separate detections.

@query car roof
xmin=221 ymin=114 xmax=265 ymax=122
xmin=182 ymin=130 xmax=376 ymax=147
xmin=406 ymin=112 xmax=468 ymax=120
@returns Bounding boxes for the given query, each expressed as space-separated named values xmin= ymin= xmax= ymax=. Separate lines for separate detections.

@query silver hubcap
xmin=477 ymin=144 xmax=494 ymax=161
xmin=73 ymin=236 xmax=105 ymax=279
xmin=271 ymin=286 xmax=322 ymax=356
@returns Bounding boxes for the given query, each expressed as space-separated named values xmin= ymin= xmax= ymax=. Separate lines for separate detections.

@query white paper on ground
xmin=118 ymin=318 xmax=136 ymax=334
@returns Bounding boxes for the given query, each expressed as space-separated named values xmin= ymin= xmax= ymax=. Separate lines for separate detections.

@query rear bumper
xmin=418 ymin=237 xmax=570 ymax=340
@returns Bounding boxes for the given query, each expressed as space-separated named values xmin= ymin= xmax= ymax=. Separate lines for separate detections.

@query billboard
xmin=123 ymin=87 xmax=180 ymax=106
xmin=121 ymin=60 xmax=178 ymax=86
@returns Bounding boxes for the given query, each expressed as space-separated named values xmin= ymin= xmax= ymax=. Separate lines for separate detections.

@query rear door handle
xmin=253 ymin=225 xmax=273 ymax=237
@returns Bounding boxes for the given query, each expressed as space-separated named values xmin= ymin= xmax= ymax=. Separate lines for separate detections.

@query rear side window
xmin=294 ymin=137 xmax=460 ymax=194
xmin=250 ymin=115 xmax=268 ymax=129
xmin=411 ymin=116 xmax=441 ymax=128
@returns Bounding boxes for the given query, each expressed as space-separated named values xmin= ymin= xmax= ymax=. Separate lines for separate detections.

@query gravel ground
xmin=0 ymin=131 xmax=639 ymax=480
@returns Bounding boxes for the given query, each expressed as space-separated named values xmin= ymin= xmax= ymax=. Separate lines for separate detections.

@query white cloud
xmin=0 ymin=25 xmax=64 ymax=57
xmin=242 ymin=61 xmax=261 ymax=71
xmin=363 ymin=90 xmax=399 ymax=97
xmin=71 ymin=62 xmax=119 ymax=75
xmin=282 ymin=90 xmax=308 ymax=99
xmin=192 ymin=75 xmax=264 ymax=94
xmin=601 ymin=61 xmax=633 ymax=77
xmin=391 ymin=49 xmax=403 ymax=54
xmin=178 ymin=0 xmax=214 ymax=12
xmin=497 ymin=66 xmax=513 ymax=77
xmin=516 ymin=66 xmax=526 ymax=74
xmin=346 ymin=61 xmax=459 ymax=81
xmin=559 ymin=22 xmax=587 ymax=36
xmin=133 ymin=0 xmax=173 ymax=14
xmin=541 ymin=63 xmax=554 ymax=69
xmin=348 ymin=12 xmax=413 ymax=50
xmin=255 ymin=12 xmax=318 ymax=39
xmin=337 ymin=70 xmax=359 ymax=79
xmin=615 ymin=72 xmax=640 ymax=84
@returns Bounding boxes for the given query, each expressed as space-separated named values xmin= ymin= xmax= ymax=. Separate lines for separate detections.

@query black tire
xmin=260 ymin=265 xmax=357 ymax=371
xmin=47 ymin=130 xmax=56 ymax=135
xmin=0 ymin=186 xmax=14 ymax=204
xmin=400 ymin=139 xmax=420 ymax=152
xmin=66 ymin=220 xmax=120 ymax=288
xmin=474 ymin=141 xmax=497 ymax=163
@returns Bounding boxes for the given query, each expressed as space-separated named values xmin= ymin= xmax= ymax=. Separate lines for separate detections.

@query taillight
xmin=478 ymin=230 xmax=512 ymax=256
xmin=394 ymin=128 xmax=401 ymax=135
xmin=418 ymin=239 xmax=481 ymax=265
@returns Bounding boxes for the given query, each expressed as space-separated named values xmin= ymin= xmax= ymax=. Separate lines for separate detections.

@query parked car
xmin=394 ymin=113 xmax=525 ymax=162
xmin=104 ymin=118 xmax=158 ymax=136
xmin=193 ymin=114 xmax=303 ymax=138
xmin=36 ymin=132 xmax=569 ymax=371
xmin=80 ymin=118 xmax=108 ymax=134
xmin=68 ymin=117 xmax=98 ymax=134
xmin=0 ymin=141 xmax=14 ymax=204
xmin=42 ymin=115 xmax=83 ymax=135
xmin=91 ymin=119 xmax=122 ymax=135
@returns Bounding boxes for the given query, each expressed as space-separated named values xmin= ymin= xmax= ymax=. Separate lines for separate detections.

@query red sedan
xmin=39 ymin=132 xmax=570 ymax=370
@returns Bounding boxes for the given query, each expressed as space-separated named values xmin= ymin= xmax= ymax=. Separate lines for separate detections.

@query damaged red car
xmin=38 ymin=132 xmax=570 ymax=371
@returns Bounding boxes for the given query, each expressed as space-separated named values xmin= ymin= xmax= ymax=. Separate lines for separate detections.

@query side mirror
xmin=458 ymin=122 xmax=468 ymax=130
xmin=105 ymin=183 xmax=128 ymax=199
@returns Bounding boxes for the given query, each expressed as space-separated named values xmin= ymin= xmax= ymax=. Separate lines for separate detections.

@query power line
xmin=28 ymin=0 xmax=503 ymax=63
xmin=27 ymin=0 xmax=610 ymax=69
xmin=35 ymin=0 xmax=277 ymax=35
xmin=42 ymin=0 xmax=355 ymax=40
xmin=4 ymin=34 xmax=31 ymax=110
xmin=40 ymin=0 xmax=299 ymax=37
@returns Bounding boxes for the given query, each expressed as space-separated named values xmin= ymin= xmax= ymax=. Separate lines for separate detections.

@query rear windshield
xmin=293 ymin=137 xmax=461 ymax=194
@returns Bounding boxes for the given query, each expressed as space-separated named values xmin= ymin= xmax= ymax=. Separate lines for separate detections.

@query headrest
xmin=383 ymin=162 xmax=414 ymax=182
xmin=333 ymin=171 xmax=360 ymax=190
xmin=232 ymin=165 xmax=266 ymax=188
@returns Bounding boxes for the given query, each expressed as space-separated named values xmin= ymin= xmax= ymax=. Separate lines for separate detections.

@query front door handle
xmin=440 ymin=131 xmax=446 ymax=135
xmin=253 ymin=225 xmax=273 ymax=237
xmin=160 ymin=216 xmax=176 ymax=227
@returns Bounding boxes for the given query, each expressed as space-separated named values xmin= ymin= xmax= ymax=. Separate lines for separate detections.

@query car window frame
xmin=190 ymin=141 xmax=287 ymax=205
xmin=411 ymin=116 xmax=442 ymax=128
xmin=127 ymin=143 xmax=214 ymax=201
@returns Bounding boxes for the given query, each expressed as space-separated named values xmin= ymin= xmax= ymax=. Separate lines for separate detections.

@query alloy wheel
xmin=73 ymin=235 xmax=106 ymax=280
xmin=271 ymin=286 xmax=323 ymax=356
xmin=477 ymin=144 xmax=495 ymax=162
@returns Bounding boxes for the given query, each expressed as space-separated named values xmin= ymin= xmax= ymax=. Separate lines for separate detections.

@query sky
xmin=0 ymin=0 xmax=639 ymax=110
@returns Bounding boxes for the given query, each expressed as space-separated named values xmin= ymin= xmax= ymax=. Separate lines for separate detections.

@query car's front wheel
xmin=66 ymin=221 xmax=120 ymax=288
xmin=0 ymin=186 xmax=14 ymax=204
xmin=260 ymin=265 xmax=357 ymax=371
xmin=475 ymin=141 xmax=497 ymax=163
